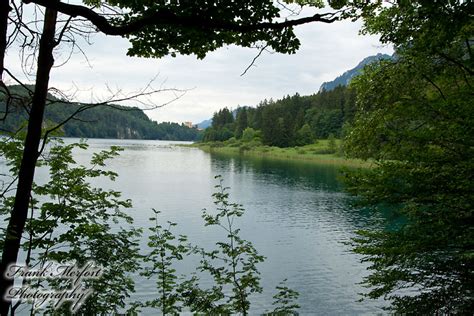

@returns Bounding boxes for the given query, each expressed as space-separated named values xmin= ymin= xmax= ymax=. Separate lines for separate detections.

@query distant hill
xmin=197 ymin=119 xmax=212 ymax=129
xmin=319 ymin=53 xmax=393 ymax=92
xmin=0 ymin=85 xmax=202 ymax=141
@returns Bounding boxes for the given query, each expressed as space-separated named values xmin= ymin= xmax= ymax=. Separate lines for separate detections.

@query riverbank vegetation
xmin=193 ymin=137 xmax=370 ymax=168
xmin=196 ymin=83 xmax=365 ymax=167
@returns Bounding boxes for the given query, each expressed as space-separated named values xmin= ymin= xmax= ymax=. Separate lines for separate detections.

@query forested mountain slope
xmin=0 ymin=85 xmax=201 ymax=141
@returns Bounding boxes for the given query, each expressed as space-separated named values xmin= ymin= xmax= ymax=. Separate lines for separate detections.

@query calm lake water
xmin=5 ymin=138 xmax=387 ymax=315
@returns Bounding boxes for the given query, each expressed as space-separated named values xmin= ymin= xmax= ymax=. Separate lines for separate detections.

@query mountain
xmin=197 ymin=119 xmax=212 ymax=129
xmin=0 ymin=85 xmax=202 ymax=141
xmin=319 ymin=53 xmax=393 ymax=92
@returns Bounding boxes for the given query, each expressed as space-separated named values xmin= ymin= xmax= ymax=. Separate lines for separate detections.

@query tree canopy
xmin=343 ymin=0 xmax=473 ymax=313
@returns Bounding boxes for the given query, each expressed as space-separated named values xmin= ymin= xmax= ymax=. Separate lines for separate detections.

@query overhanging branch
xmin=23 ymin=0 xmax=340 ymax=36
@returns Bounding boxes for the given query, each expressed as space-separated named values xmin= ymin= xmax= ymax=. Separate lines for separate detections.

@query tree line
xmin=203 ymin=85 xmax=356 ymax=147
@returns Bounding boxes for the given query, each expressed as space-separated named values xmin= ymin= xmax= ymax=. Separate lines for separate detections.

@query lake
xmin=4 ymin=138 xmax=387 ymax=315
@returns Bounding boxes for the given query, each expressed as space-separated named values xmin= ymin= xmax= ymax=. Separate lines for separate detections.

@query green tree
xmin=327 ymin=133 xmax=336 ymax=154
xmin=0 ymin=137 xmax=141 ymax=314
xmin=234 ymin=107 xmax=248 ymax=139
xmin=212 ymin=108 xmax=234 ymax=129
xmin=140 ymin=210 xmax=190 ymax=315
xmin=199 ymin=177 xmax=265 ymax=314
xmin=343 ymin=1 xmax=473 ymax=313
xmin=137 ymin=176 xmax=299 ymax=315
xmin=295 ymin=123 xmax=315 ymax=146
xmin=195 ymin=176 xmax=299 ymax=315
xmin=241 ymin=127 xmax=258 ymax=142
xmin=261 ymin=106 xmax=292 ymax=147
xmin=203 ymin=108 xmax=236 ymax=141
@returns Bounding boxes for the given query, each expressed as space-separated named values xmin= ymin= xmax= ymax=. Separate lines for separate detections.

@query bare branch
xmin=241 ymin=44 xmax=270 ymax=76
xmin=37 ymin=81 xmax=188 ymax=155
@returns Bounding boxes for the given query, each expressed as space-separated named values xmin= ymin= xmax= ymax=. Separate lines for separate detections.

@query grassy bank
xmin=188 ymin=139 xmax=371 ymax=168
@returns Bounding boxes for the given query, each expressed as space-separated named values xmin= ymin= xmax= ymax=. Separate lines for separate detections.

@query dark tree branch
xmin=55 ymin=15 xmax=72 ymax=45
xmin=421 ymin=74 xmax=447 ymax=101
xmin=0 ymin=0 xmax=12 ymax=81
xmin=24 ymin=0 xmax=340 ymax=36
xmin=0 ymin=81 xmax=11 ymax=121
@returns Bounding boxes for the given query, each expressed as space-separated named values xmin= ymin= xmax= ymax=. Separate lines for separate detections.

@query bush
xmin=241 ymin=127 xmax=257 ymax=142
xmin=295 ymin=124 xmax=315 ymax=146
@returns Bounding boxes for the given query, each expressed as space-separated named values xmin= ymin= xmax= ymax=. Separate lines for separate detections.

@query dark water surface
xmin=6 ymin=138 xmax=387 ymax=315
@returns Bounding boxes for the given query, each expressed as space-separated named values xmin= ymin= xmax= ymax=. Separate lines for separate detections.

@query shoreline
xmin=187 ymin=142 xmax=372 ymax=168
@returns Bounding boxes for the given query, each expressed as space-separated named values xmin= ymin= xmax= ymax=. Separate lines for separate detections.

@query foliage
xmin=198 ymin=176 xmax=266 ymax=314
xmin=234 ymin=107 xmax=248 ymax=139
xmin=117 ymin=0 xmax=302 ymax=59
xmin=138 ymin=176 xmax=300 ymax=315
xmin=295 ymin=123 xmax=314 ymax=146
xmin=0 ymin=136 xmax=142 ymax=314
xmin=343 ymin=1 xmax=474 ymax=313
xmin=266 ymin=279 xmax=300 ymax=315
xmin=327 ymin=133 xmax=336 ymax=154
xmin=203 ymin=108 xmax=235 ymax=142
xmin=203 ymin=126 xmax=234 ymax=142
xmin=241 ymin=127 xmax=260 ymax=142
xmin=140 ymin=209 xmax=190 ymax=314
xmin=211 ymin=108 xmax=234 ymax=129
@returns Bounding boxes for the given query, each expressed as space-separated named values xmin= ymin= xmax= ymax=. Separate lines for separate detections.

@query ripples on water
xmin=2 ymin=138 xmax=387 ymax=315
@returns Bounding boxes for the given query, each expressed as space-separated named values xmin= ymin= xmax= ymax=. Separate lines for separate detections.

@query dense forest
xmin=203 ymin=85 xmax=355 ymax=147
xmin=0 ymin=85 xmax=202 ymax=141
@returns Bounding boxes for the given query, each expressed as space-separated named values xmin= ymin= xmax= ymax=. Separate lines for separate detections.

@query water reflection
xmin=2 ymin=138 xmax=387 ymax=315
xmin=205 ymin=152 xmax=386 ymax=314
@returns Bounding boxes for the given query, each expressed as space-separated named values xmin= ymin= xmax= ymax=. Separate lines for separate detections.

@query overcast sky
xmin=6 ymin=9 xmax=393 ymax=124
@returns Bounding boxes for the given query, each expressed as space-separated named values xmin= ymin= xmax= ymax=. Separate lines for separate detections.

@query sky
xmin=5 ymin=6 xmax=393 ymax=125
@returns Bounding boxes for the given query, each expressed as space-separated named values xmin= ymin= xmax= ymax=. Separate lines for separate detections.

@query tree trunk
xmin=0 ymin=7 xmax=57 ymax=315
xmin=0 ymin=0 xmax=10 ymax=81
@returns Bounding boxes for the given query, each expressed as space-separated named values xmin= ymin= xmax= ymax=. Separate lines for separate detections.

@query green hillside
xmin=0 ymin=85 xmax=201 ymax=141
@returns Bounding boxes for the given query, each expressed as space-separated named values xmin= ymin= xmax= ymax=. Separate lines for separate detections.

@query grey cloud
xmin=5 ymin=15 xmax=392 ymax=125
